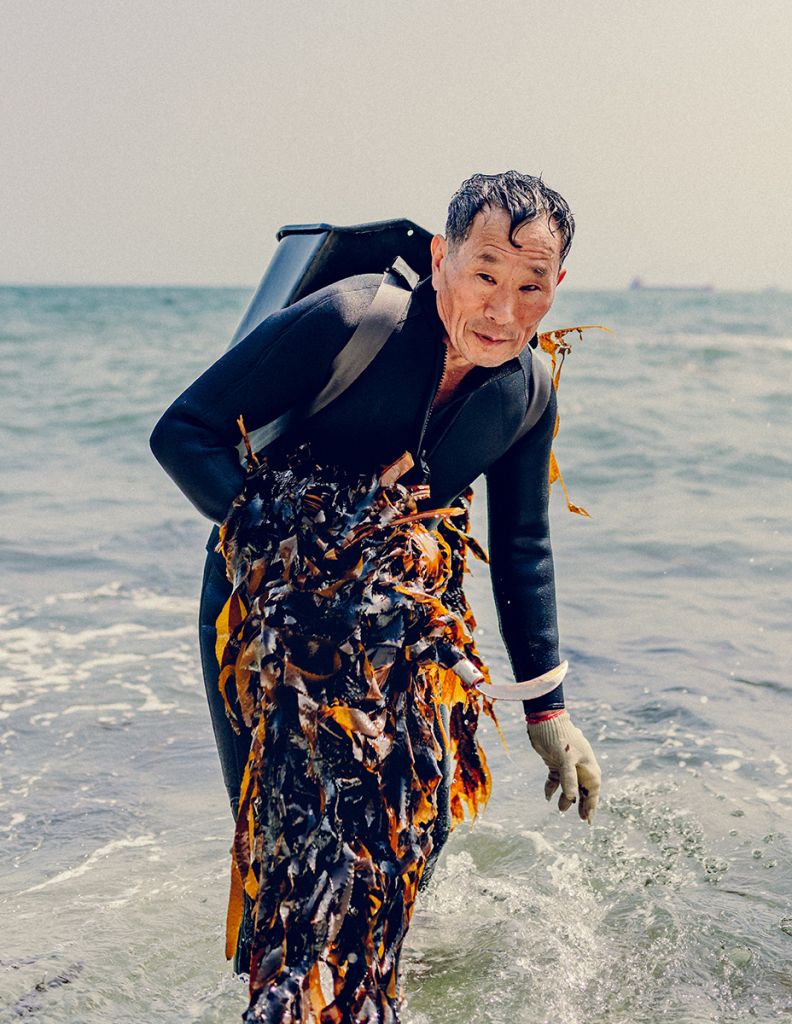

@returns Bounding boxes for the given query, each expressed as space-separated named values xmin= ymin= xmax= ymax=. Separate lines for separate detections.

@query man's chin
xmin=471 ymin=345 xmax=519 ymax=368
xmin=470 ymin=332 xmax=521 ymax=364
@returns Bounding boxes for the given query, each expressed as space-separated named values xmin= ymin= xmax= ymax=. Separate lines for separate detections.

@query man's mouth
xmin=473 ymin=331 xmax=510 ymax=345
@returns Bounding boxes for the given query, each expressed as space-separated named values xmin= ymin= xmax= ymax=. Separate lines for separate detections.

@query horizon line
xmin=0 ymin=281 xmax=788 ymax=295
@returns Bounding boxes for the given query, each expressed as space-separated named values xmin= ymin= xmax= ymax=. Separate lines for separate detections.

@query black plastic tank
xmin=227 ymin=219 xmax=433 ymax=349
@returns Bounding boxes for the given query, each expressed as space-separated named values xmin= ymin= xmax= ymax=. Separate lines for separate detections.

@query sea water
xmin=0 ymin=284 xmax=790 ymax=1024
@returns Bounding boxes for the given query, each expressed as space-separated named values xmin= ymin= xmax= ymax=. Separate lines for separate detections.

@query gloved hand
xmin=526 ymin=710 xmax=601 ymax=824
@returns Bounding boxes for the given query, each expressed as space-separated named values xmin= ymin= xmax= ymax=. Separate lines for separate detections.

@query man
xmin=151 ymin=170 xmax=600 ymax=827
xmin=152 ymin=170 xmax=602 ymax=1018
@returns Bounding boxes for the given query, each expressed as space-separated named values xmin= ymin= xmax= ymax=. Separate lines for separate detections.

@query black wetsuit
xmin=151 ymin=273 xmax=565 ymax=808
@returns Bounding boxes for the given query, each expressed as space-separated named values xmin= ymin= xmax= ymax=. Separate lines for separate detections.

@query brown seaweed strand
xmin=536 ymin=324 xmax=611 ymax=517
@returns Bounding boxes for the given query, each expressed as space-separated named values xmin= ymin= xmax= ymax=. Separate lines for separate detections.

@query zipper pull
xmin=418 ymin=450 xmax=431 ymax=487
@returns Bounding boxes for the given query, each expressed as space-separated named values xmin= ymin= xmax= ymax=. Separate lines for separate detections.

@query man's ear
xmin=556 ymin=268 xmax=567 ymax=286
xmin=430 ymin=234 xmax=448 ymax=287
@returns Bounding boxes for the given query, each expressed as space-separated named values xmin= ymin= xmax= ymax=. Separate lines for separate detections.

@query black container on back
xmin=227 ymin=219 xmax=433 ymax=349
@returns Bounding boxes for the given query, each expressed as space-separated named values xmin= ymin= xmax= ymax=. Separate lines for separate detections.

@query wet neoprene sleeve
xmin=485 ymin=390 xmax=564 ymax=714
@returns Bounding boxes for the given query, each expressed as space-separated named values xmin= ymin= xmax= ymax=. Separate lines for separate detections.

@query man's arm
xmin=485 ymin=386 xmax=563 ymax=711
xmin=149 ymin=278 xmax=379 ymax=523
xmin=486 ymin=380 xmax=601 ymax=822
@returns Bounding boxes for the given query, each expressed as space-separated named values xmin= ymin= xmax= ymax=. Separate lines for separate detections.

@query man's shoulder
xmin=228 ymin=273 xmax=390 ymax=361
xmin=516 ymin=341 xmax=536 ymax=373
xmin=287 ymin=274 xmax=383 ymax=332
xmin=514 ymin=341 xmax=548 ymax=396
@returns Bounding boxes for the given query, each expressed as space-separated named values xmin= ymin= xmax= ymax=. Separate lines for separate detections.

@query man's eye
xmin=477 ymin=273 xmax=495 ymax=284
xmin=520 ymin=284 xmax=539 ymax=292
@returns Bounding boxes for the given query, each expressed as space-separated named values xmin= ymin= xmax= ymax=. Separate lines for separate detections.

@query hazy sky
xmin=3 ymin=1 xmax=790 ymax=289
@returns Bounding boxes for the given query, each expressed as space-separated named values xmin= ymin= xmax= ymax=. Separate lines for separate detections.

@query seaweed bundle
xmin=215 ymin=441 xmax=497 ymax=1023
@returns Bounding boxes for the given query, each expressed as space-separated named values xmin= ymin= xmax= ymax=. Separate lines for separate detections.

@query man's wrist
xmin=525 ymin=707 xmax=567 ymax=725
xmin=522 ymin=681 xmax=565 ymax=716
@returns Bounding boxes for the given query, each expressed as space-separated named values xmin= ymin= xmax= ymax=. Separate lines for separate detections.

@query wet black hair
xmin=445 ymin=170 xmax=575 ymax=265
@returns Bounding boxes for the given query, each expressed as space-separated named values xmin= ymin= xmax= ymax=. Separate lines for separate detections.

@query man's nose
xmin=483 ymin=287 xmax=516 ymax=325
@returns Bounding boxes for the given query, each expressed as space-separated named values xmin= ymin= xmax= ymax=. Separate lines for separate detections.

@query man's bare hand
xmin=526 ymin=711 xmax=601 ymax=824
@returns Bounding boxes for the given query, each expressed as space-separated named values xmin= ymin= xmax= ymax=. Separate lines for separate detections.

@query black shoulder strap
xmin=239 ymin=257 xmax=418 ymax=458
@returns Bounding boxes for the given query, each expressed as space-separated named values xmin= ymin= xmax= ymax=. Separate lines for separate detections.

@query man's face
xmin=430 ymin=205 xmax=566 ymax=370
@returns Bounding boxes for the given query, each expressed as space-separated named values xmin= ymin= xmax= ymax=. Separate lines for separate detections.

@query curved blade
xmin=475 ymin=660 xmax=569 ymax=701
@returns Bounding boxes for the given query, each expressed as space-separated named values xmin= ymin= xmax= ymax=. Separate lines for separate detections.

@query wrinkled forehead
xmin=458 ymin=205 xmax=564 ymax=265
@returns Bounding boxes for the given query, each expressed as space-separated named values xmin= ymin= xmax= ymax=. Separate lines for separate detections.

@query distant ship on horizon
xmin=629 ymin=276 xmax=714 ymax=292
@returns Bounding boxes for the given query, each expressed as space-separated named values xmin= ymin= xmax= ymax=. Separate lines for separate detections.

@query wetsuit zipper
xmin=415 ymin=344 xmax=448 ymax=481
xmin=423 ymin=362 xmax=516 ymax=462
xmin=417 ymin=345 xmax=520 ymax=484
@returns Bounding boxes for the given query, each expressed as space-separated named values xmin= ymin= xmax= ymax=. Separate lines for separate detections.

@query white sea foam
xmin=54 ymin=623 xmax=150 ymax=649
xmin=0 ymin=812 xmax=26 ymax=832
xmin=22 ymin=834 xmax=157 ymax=893
xmin=515 ymin=828 xmax=555 ymax=855
xmin=41 ymin=583 xmax=197 ymax=619
xmin=120 ymin=681 xmax=178 ymax=713
xmin=80 ymin=652 xmax=146 ymax=669
xmin=61 ymin=701 xmax=135 ymax=716
xmin=96 ymin=880 xmax=145 ymax=910
xmin=43 ymin=581 xmax=124 ymax=603
xmin=130 ymin=588 xmax=197 ymax=615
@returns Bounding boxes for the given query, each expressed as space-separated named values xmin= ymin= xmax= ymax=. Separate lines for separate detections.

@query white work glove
xmin=526 ymin=710 xmax=601 ymax=824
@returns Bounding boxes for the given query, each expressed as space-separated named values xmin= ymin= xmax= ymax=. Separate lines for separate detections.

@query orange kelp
xmin=215 ymin=441 xmax=496 ymax=1024
xmin=537 ymin=325 xmax=611 ymax=518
